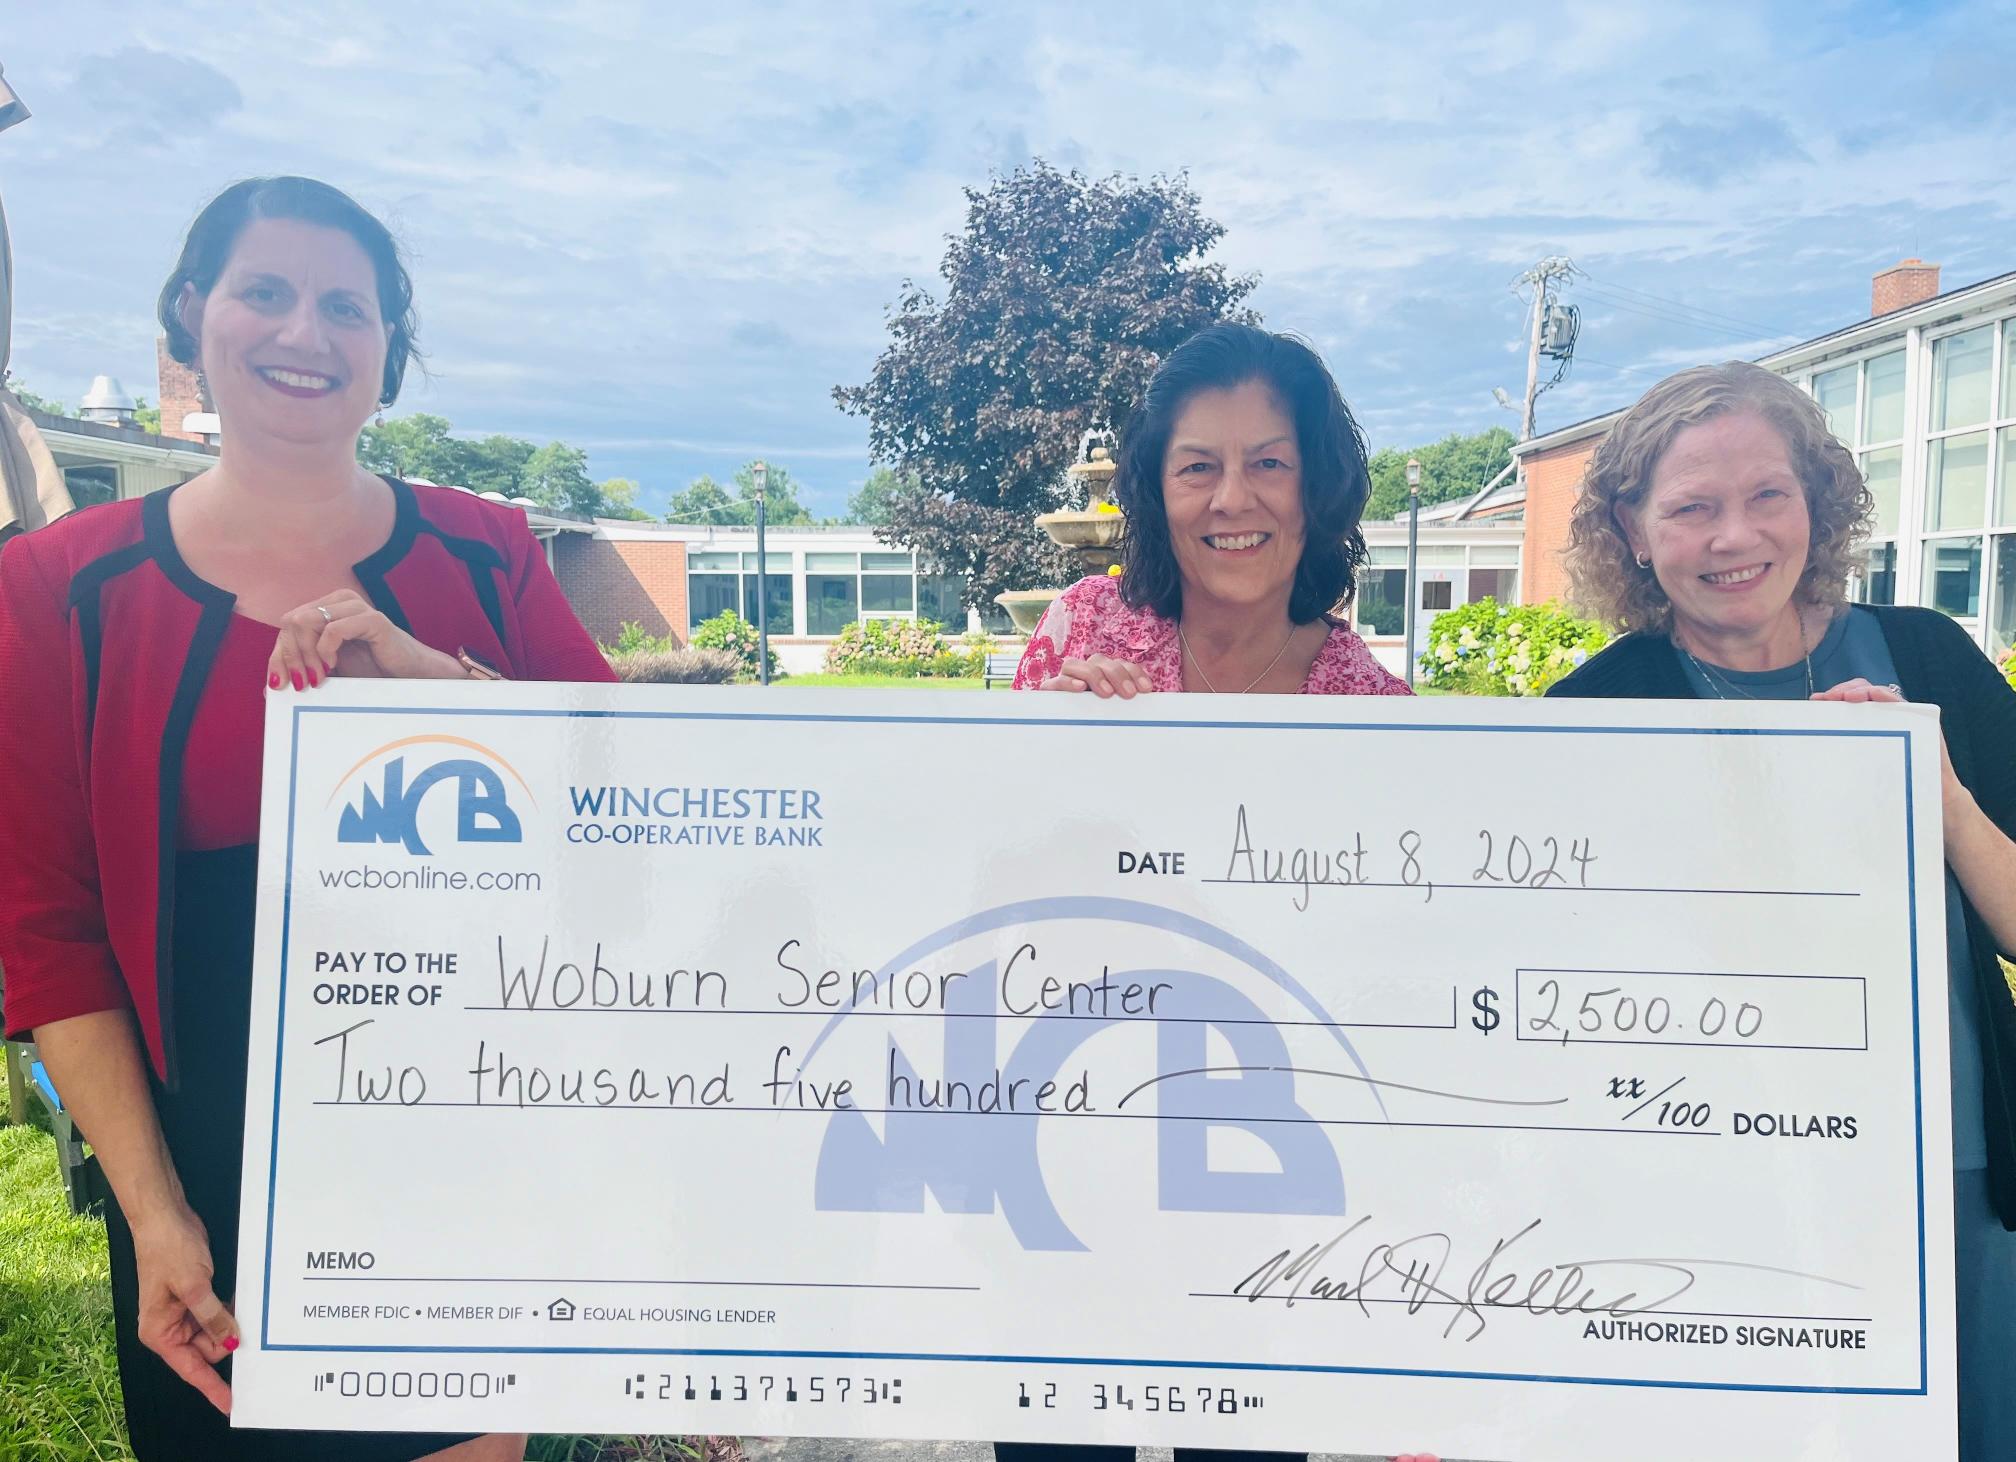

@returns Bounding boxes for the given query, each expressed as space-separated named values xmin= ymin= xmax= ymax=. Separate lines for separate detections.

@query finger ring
xmin=317 ymin=605 xmax=333 ymax=625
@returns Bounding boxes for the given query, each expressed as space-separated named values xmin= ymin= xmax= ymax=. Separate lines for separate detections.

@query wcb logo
xmin=332 ymin=736 xmax=529 ymax=857
xmin=804 ymin=897 xmax=1364 ymax=1251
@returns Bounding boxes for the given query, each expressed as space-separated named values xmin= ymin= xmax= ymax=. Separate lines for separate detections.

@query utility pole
xmin=752 ymin=460 xmax=771 ymax=686
xmin=1514 ymin=256 xmax=1578 ymax=442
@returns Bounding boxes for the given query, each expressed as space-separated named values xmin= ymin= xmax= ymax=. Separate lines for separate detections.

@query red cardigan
xmin=0 ymin=478 xmax=615 ymax=1083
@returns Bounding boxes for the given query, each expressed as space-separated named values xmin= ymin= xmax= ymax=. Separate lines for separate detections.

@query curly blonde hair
xmin=1563 ymin=361 xmax=1874 ymax=635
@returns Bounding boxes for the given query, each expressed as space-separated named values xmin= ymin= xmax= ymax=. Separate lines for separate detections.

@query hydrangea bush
xmin=821 ymin=619 xmax=989 ymax=678
xmin=1421 ymin=598 xmax=1609 ymax=696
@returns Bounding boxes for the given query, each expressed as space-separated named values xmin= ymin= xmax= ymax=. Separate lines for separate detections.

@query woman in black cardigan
xmin=1549 ymin=360 xmax=2016 ymax=1459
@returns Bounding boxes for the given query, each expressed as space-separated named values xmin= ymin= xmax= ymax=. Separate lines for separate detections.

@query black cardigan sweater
xmin=1550 ymin=604 xmax=2016 ymax=1229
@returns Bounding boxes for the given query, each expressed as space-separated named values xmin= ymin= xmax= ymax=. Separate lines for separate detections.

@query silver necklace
xmin=1679 ymin=612 xmax=1814 ymax=700
xmin=1179 ymin=622 xmax=1299 ymax=694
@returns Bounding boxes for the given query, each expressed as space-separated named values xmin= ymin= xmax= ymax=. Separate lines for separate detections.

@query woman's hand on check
xmin=1392 ymin=1453 xmax=1440 ymax=1461
xmin=1039 ymin=654 xmax=1154 ymax=697
xmin=131 ymin=1200 xmax=238 ymax=1413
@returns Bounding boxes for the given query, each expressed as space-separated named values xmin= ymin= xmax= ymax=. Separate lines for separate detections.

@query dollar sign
xmin=1471 ymin=986 xmax=1501 ymax=1034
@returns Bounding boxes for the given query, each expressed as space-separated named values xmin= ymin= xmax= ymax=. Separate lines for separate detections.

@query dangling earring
xmin=374 ymin=408 xmax=386 ymax=428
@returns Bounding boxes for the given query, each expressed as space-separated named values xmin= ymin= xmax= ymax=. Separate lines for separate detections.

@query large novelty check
xmin=234 ymin=682 xmax=1956 ymax=1459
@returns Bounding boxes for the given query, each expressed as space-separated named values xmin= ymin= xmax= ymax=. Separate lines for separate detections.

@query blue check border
xmin=259 ymin=706 xmax=1927 ymax=1397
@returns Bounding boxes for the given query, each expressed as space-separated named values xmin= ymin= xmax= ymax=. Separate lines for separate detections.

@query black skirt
xmin=103 ymin=845 xmax=479 ymax=1460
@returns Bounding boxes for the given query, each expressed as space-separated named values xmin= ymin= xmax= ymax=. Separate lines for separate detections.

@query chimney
xmin=1872 ymin=259 xmax=1941 ymax=318
xmin=156 ymin=337 xmax=212 ymax=442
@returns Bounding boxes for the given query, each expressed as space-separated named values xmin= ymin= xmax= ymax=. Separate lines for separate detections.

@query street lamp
xmin=751 ymin=459 xmax=770 ymax=686
xmin=1403 ymin=456 xmax=1422 ymax=688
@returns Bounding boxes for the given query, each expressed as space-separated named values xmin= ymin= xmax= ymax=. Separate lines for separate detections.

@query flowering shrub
xmin=601 ymin=620 xmax=681 ymax=657
xmin=1421 ymin=598 xmax=1608 ymax=696
xmin=690 ymin=609 xmax=778 ymax=680
xmin=821 ymin=619 xmax=988 ymax=677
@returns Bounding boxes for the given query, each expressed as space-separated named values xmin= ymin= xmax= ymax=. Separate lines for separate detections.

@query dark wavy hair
xmin=157 ymin=176 xmax=420 ymax=407
xmin=1114 ymin=323 xmax=1372 ymax=623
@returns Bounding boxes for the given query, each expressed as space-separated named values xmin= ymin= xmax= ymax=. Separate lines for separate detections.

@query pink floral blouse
xmin=1011 ymin=575 xmax=1411 ymax=696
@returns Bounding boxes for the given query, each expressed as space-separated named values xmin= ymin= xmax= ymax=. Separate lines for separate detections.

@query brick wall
xmin=1872 ymin=259 xmax=1941 ymax=318
xmin=552 ymin=536 xmax=688 ymax=645
xmin=156 ymin=337 xmax=209 ymax=442
xmin=1520 ymin=439 xmax=1600 ymax=607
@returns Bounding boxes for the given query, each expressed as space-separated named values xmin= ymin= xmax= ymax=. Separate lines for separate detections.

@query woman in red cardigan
xmin=0 ymin=177 xmax=612 ymax=1461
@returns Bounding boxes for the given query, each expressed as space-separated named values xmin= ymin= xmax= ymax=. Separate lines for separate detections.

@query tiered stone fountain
xmin=995 ymin=446 xmax=1124 ymax=635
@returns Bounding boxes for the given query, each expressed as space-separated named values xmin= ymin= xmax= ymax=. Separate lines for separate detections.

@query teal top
xmin=1678 ymin=605 xmax=1986 ymax=1169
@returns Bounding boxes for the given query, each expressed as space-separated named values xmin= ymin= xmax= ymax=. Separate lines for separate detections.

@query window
xmin=861 ymin=573 xmax=914 ymax=613
xmin=741 ymin=573 xmax=794 ymax=632
xmin=1468 ymin=567 xmax=1518 ymax=605
xmin=1927 ymin=433 xmax=1990 ymax=532
xmin=1863 ymin=350 xmax=1905 ymax=444
xmin=1993 ymin=538 xmax=2016 ymax=659
xmin=1863 ymin=445 xmax=1903 ymax=536
xmin=62 ymin=465 xmax=119 ymax=508
xmin=688 ymin=574 xmax=738 ymax=628
xmin=1856 ymin=542 xmax=1897 ymax=607
xmin=917 ymin=573 xmax=968 ymax=631
xmin=688 ymin=548 xmax=792 ymax=634
xmin=1421 ymin=580 xmax=1453 ymax=611
xmin=1924 ymin=537 xmax=1983 ymax=620
xmin=1932 ymin=326 xmax=1994 ymax=432
xmin=1354 ymin=568 xmax=1406 ymax=635
xmin=1814 ymin=364 xmax=1857 ymax=443
xmin=805 ymin=572 xmax=858 ymax=635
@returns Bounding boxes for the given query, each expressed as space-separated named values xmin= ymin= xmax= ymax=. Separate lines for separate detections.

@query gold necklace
xmin=1179 ymin=622 xmax=1299 ymax=694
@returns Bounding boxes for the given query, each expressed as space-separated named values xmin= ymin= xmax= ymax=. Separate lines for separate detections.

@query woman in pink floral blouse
xmin=1001 ymin=326 xmax=1427 ymax=1462
xmin=1014 ymin=323 xmax=1409 ymax=703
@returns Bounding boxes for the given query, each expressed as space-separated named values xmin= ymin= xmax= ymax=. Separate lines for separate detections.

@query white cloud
xmin=2 ymin=0 xmax=2011 ymax=513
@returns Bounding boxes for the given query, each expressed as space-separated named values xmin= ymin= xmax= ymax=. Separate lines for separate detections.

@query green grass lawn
xmin=0 ymin=1062 xmax=720 ymax=1461
xmin=0 ymin=1064 xmax=127 ymax=1461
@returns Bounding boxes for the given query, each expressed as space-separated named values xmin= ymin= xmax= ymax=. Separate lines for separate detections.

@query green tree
xmin=457 ymin=434 xmax=534 ymax=497
xmin=132 ymin=396 xmax=162 ymax=434
xmin=595 ymin=477 xmax=651 ymax=521
xmin=3 ymin=377 xmax=66 ymax=416
xmin=519 ymin=441 xmax=597 ymax=515
xmin=835 ymin=160 xmax=1258 ymax=609
xmin=665 ymin=462 xmax=814 ymax=525
xmin=357 ymin=413 xmax=468 ymax=482
xmin=846 ymin=466 xmax=917 ymax=526
xmin=666 ymin=474 xmax=736 ymax=522
xmin=732 ymin=461 xmax=813 ymax=526
xmin=1364 ymin=427 xmax=1516 ymax=522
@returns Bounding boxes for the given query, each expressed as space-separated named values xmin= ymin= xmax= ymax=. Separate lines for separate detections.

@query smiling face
xmin=1624 ymin=410 xmax=1812 ymax=649
xmin=1161 ymin=378 xmax=1308 ymax=614
xmin=180 ymin=217 xmax=389 ymax=448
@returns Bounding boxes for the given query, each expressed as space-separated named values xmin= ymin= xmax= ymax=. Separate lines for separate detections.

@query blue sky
xmin=3 ymin=1 xmax=2012 ymax=518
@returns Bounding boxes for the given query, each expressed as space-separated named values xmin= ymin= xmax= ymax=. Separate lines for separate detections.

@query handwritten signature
xmin=1232 ymin=1218 xmax=1856 ymax=1342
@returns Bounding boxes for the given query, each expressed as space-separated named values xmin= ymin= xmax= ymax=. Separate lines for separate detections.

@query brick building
xmin=1502 ymin=261 xmax=2016 ymax=656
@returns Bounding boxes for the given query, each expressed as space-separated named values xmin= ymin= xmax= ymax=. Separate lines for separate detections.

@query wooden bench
xmin=983 ymin=650 xmax=1022 ymax=689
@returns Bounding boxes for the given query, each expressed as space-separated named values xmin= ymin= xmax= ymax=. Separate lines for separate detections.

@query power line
xmin=1577 ymin=276 xmax=1796 ymax=342
xmin=1572 ymin=283 xmax=1783 ymax=347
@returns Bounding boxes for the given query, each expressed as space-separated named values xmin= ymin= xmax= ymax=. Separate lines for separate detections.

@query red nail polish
xmin=291 ymin=672 xmax=303 ymax=691
xmin=223 ymin=1336 xmax=238 ymax=1353
xmin=269 ymin=673 xmax=281 ymax=690
xmin=306 ymin=669 xmax=319 ymax=688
